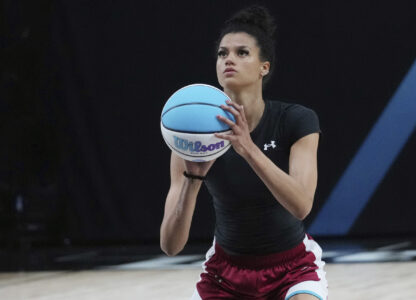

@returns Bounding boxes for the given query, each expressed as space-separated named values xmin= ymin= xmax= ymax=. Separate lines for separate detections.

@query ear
xmin=260 ymin=61 xmax=270 ymax=76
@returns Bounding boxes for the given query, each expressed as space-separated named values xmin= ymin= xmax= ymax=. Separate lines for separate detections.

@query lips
xmin=224 ymin=68 xmax=236 ymax=74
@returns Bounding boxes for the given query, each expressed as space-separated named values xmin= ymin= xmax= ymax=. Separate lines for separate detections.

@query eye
xmin=217 ymin=50 xmax=227 ymax=57
xmin=238 ymin=49 xmax=249 ymax=56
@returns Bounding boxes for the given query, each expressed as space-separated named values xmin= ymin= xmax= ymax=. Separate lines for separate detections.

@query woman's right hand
xmin=183 ymin=159 xmax=216 ymax=177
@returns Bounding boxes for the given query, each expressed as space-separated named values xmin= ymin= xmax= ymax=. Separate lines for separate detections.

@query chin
xmin=219 ymin=78 xmax=243 ymax=91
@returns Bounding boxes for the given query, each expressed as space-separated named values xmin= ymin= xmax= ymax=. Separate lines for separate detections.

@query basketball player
xmin=160 ymin=5 xmax=328 ymax=300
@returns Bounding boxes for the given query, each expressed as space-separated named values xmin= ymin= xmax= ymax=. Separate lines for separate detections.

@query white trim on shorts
xmin=192 ymin=235 xmax=328 ymax=300
xmin=284 ymin=235 xmax=328 ymax=300
xmin=191 ymin=238 xmax=216 ymax=300
xmin=191 ymin=288 xmax=202 ymax=300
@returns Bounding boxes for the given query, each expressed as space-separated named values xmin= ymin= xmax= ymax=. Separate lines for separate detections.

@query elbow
xmin=160 ymin=240 xmax=183 ymax=257
xmin=162 ymin=249 xmax=179 ymax=257
xmin=294 ymin=209 xmax=310 ymax=221
xmin=160 ymin=224 xmax=188 ymax=256
xmin=293 ymin=200 xmax=313 ymax=220
xmin=161 ymin=247 xmax=180 ymax=257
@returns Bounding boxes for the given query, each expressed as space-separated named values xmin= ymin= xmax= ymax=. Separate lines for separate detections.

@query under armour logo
xmin=264 ymin=140 xmax=277 ymax=151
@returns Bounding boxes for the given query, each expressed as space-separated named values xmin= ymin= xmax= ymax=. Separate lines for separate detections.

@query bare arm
xmin=160 ymin=153 xmax=214 ymax=256
xmin=244 ymin=133 xmax=319 ymax=219
xmin=216 ymin=101 xmax=319 ymax=220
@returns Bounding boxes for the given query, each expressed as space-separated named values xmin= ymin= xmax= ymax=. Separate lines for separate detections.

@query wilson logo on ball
xmin=174 ymin=136 xmax=225 ymax=153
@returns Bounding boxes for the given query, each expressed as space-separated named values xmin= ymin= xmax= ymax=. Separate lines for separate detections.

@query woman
xmin=160 ymin=5 xmax=328 ymax=300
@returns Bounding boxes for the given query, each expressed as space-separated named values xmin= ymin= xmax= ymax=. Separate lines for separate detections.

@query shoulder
xmin=284 ymin=102 xmax=318 ymax=119
xmin=268 ymin=100 xmax=320 ymax=146
xmin=266 ymin=100 xmax=319 ymax=121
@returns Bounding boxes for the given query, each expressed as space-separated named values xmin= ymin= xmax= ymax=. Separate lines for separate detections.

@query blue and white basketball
xmin=161 ymin=83 xmax=235 ymax=161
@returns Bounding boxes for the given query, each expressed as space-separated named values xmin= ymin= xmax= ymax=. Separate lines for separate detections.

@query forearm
xmin=160 ymin=178 xmax=203 ymax=256
xmin=244 ymin=145 xmax=313 ymax=220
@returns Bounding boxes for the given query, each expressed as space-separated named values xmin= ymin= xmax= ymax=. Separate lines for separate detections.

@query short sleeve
xmin=283 ymin=105 xmax=321 ymax=147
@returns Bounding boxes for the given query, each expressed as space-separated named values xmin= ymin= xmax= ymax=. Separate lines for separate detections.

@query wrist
xmin=242 ymin=142 xmax=260 ymax=160
xmin=183 ymin=171 xmax=206 ymax=181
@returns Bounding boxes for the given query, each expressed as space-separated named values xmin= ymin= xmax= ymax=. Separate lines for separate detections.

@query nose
xmin=225 ymin=55 xmax=235 ymax=66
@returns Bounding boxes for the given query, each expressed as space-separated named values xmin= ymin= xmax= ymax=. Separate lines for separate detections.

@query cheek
xmin=245 ymin=61 xmax=261 ymax=78
xmin=217 ymin=60 xmax=224 ymax=73
xmin=216 ymin=61 xmax=224 ymax=84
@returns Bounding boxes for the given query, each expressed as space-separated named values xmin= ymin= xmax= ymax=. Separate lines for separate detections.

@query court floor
xmin=1 ymin=262 xmax=416 ymax=299
xmin=1 ymin=237 xmax=416 ymax=299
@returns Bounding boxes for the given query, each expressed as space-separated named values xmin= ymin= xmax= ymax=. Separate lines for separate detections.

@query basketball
xmin=160 ymin=83 xmax=235 ymax=161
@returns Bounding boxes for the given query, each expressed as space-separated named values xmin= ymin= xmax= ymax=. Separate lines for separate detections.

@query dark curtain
xmin=2 ymin=0 xmax=415 ymax=244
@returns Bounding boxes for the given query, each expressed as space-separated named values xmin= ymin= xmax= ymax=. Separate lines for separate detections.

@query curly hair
xmin=216 ymin=5 xmax=277 ymax=85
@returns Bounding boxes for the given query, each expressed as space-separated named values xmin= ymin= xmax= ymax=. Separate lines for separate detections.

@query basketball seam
xmin=161 ymin=102 xmax=224 ymax=117
xmin=164 ymin=83 xmax=228 ymax=107
xmin=162 ymin=127 xmax=231 ymax=134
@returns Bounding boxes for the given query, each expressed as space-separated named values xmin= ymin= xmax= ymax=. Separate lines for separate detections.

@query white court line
xmin=333 ymin=250 xmax=416 ymax=263
xmin=321 ymin=251 xmax=344 ymax=259
xmin=102 ymin=255 xmax=204 ymax=270
xmin=55 ymin=251 xmax=97 ymax=262
xmin=101 ymin=248 xmax=416 ymax=269
xmin=377 ymin=241 xmax=412 ymax=251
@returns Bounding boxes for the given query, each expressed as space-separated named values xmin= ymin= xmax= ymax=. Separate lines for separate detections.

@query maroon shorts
xmin=192 ymin=234 xmax=328 ymax=300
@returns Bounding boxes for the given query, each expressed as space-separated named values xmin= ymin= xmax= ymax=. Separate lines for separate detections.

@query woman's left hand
xmin=215 ymin=100 xmax=256 ymax=158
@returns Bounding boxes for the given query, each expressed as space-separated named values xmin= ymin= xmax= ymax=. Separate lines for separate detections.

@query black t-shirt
xmin=204 ymin=100 xmax=320 ymax=254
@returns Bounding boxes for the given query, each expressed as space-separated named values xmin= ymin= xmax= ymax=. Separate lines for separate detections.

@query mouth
xmin=224 ymin=68 xmax=236 ymax=74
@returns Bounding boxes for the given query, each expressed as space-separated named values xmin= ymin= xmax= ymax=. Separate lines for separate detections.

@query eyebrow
xmin=218 ymin=45 xmax=251 ymax=50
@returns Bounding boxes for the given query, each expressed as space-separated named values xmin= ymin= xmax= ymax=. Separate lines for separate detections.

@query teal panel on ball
xmin=162 ymin=84 xmax=230 ymax=114
xmin=162 ymin=104 xmax=234 ymax=133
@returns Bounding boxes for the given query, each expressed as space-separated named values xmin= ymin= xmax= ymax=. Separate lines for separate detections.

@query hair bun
xmin=227 ymin=5 xmax=276 ymax=38
xmin=218 ymin=5 xmax=277 ymax=86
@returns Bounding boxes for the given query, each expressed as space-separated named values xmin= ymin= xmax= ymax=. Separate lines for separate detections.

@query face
xmin=216 ymin=32 xmax=270 ymax=90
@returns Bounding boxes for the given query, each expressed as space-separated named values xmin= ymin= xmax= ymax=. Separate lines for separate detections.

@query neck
xmin=223 ymin=84 xmax=265 ymax=132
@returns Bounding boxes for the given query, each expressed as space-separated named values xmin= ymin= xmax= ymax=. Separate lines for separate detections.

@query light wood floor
xmin=1 ymin=262 xmax=415 ymax=299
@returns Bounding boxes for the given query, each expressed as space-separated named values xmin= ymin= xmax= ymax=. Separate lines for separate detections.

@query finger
xmin=216 ymin=115 xmax=237 ymax=128
xmin=220 ymin=104 xmax=242 ymax=123
xmin=225 ymin=100 xmax=247 ymax=123
xmin=215 ymin=132 xmax=235 ymax=141
xmin=227 ymin=100 xmax=248 ymax=122
xmin=226 ymin=100 xmax=244 ymax=113
xmin=239 ymin=104 xmax=247 ymax=122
